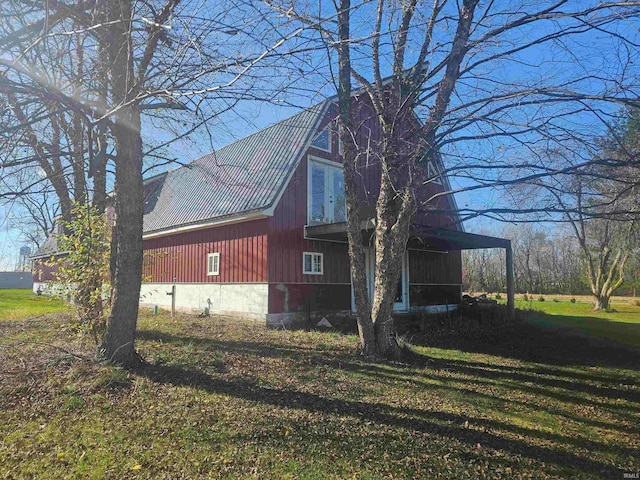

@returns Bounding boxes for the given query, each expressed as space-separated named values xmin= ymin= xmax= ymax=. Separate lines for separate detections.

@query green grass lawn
xmin=514 ymin=298 xmax=640 ymax=348
xmin=0 ymin=289 xmax=66 ymax=321
xmin=1 ymin=309 xmax=639 ymax=479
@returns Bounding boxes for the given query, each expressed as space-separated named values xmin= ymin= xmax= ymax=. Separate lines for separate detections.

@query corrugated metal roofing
xmin=32 ymin=233 xmax=62 ymax=259
xmin=143 ymin=102 xmax=328 ymax=234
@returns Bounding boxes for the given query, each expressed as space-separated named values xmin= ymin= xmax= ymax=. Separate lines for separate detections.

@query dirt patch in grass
xmin=1 ymin=311 xmax=639 ymax=479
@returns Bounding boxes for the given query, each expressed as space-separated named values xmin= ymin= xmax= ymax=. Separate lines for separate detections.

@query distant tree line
xmin=466 ymin=106 xmax=639 ymax=305
xmin=464 ymin=224 xmax=639 ymax=297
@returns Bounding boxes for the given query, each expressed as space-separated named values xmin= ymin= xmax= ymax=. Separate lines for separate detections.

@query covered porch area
xmin=305 ymin=220 xmax=515 ymax=320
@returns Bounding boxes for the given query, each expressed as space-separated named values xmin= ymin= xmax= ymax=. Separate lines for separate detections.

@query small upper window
xmin=303 ymin=252 xmax=323 ymax=275
xmin=207 ymin=252 xmax=220 ymax=276
xmin=311 ymin=127 xmax=331 ymax=152
xmin=426 ymin=160 xmax=443 ymax=186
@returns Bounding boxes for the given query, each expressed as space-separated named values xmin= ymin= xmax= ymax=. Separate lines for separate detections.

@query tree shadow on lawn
xmin=414 ymin=355 xmax=640 ymax=405
xmin=530 ymin=310 xmax=640 ymax=348
xmin=137 ymin=329 xmax=356 ymax=363
xmin=132 ymin=361 xmax=634 ymax=478
xmin=131 ymin=319 xmax=640 ymax=474
xmin=341 ymin=360 xmax=640 ymax=435
xmin=139 ymin=328 xmax=640 ymax=406
xmin=140 ymin=319 xmax=638 ymax=371
xmin=136 ymin=323 xmax=640 ymax=418
xmin=409 ymin=319 xmax=640 ymax=370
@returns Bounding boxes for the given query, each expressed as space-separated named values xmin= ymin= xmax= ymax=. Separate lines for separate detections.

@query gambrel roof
xmin=143 ymin=102 xmax=329 ymax=234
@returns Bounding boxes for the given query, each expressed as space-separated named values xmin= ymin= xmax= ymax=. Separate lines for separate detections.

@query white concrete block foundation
xmin=140 ymin=283 xmax=269 ymax=318
xmin=33 ymin=281 xmax=67 ymax=297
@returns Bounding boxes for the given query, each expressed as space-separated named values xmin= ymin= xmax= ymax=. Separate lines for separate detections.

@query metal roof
xmin=32 ymin=234 xmax=66 ymax=259
xmin=304 ymin=221 xmax=510 ymax=250
xmin=143 ymin=102 xmax=328 ymax=234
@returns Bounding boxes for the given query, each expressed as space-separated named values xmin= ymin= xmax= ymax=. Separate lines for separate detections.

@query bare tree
xmin=463 ymin=245 xmax=504 ymax=293
xmin=1 ymin=178 xmax=59 ymax=249
xmin=557 ymin=186 xmax=637 ymax=310
xmin=541 ymin=110 xmax=639 ymax=309
xmin=0 ymin=3 xmax=113 ymax=253
xmin=1 ymin=0 xmax=312 ymax=365
xmin=263 ymin=0 xmax=640 ymax=358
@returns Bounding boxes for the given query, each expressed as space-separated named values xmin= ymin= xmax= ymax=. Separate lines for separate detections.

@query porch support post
xmin=506 ymin=241 xmax=515 ymax=321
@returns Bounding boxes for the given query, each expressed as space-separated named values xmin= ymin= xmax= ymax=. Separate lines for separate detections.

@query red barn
xmin=139 ymin=97 xmax=503 ymax=326
xmin=34 ymin=96 xmax=514 ymax=324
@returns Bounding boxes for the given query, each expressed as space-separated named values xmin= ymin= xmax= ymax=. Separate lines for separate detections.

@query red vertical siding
xmin=142 ymin=218 xmax=268 ymax=283
xmin=32 ymin=257 xmax=66 ymax=282
xmin=267 ymin=98 xmax=459 ymax=285
xmin=267 ymin=144 xmax=351 ymax=285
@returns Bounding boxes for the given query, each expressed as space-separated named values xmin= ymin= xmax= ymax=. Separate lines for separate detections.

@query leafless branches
xmin=259 ymin=0 xmax=640 ymax=350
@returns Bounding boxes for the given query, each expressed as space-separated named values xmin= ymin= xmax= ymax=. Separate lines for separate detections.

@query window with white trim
xmin=419 ymin=149 xmax=444 ymax=186
xmin=207 ymin=252 xmax=220 ymax=276
xmin=328 ymin=117 xmax=343 ymax=156
xmin=426 ymin=160 xmax=443 ymax=185
xmin=308 ymin=158 xmax=346 ymax=225
xmin=303 ymin=252 xmax=323 ymax=275
xmin=311 ymin=126 xmax=331 ymax=152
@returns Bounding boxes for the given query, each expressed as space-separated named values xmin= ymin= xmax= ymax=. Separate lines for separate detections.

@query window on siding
xmin=426 ymin=160 xmax=444 ymax=185
xmin=311 ymin=127 xmax=331 ymax=152
xmin=207 ymin=252 xmax=220 ymax=276
xmin=419 ymin=149 xmax=444 ymax=186
xmin=303 ymin=252 xmax=323 ymax=275
xmin=308 ymin=159 xmax=346 ymax=225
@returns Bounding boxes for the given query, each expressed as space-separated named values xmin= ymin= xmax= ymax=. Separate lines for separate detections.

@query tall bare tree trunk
xmin=591 ymin=250 xmax=629 ymax=311
xmin=99 ymin=115 xmax=144 ymax=365
xmin=98 ymin=0 xmax=144 ymax=366
xmin=336 ymin=0 xmax=377 ymax=355
xmin=333 ymin=0 xmax=478 ymax=359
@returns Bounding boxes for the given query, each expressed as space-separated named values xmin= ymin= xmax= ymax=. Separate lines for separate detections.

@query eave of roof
xmin=31 ymin=251 xmax=69 ymax=260
xmin=304 ymin=220 xmax=509 ymax=250
xmin=142 ymin=208 xmax=269 ymax=239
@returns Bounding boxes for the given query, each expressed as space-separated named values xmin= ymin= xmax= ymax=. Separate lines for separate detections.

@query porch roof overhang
xmin=304 ymin=220 xmax=511 ymax=251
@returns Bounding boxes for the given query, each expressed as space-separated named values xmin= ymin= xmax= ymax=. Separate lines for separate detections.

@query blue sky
xmin=0 ymin=211 xmax=22 ymax=270
xmin=1 ymin=1 xmax=638 ymax=270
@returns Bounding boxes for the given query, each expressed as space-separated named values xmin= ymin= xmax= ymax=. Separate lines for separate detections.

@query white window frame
xmin=331 ymin=119 xmax=343 ymax=156
xmin=207 ymin=252 xmax=220 ymax=276
xmin=303 ymin=252 xmax=324 ymax=275
xmin=307 ymin=156 xmax=346 ymax=225
xmin=420 ymin=149 xmax=444 ymax=186
xmin=311 ymin=126 xmax=331 ymax=153
xmin=427 ymin=160 xmax=444 ymax=186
